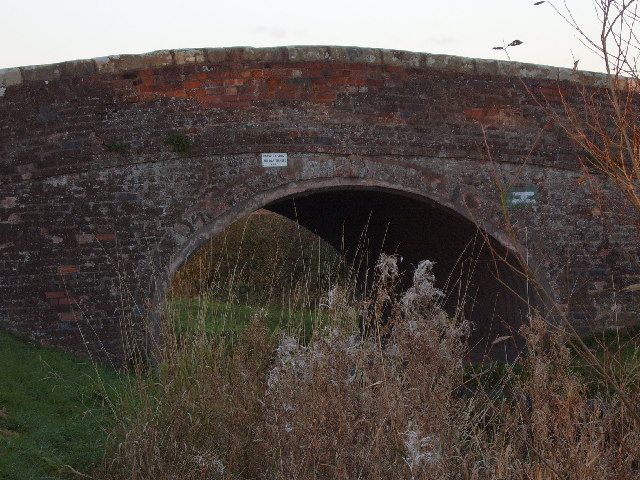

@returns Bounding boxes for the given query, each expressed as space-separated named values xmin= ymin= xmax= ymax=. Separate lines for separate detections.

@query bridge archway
xmin=159 ymin=179 xmax=539 ymax=361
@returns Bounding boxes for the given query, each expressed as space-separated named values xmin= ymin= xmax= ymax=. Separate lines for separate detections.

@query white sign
xmin=511 ymin=191 xmax=536 ymax=205
xmin=506 ymin=186 xmax=538 ymax=208
xmin=261 ymin=153 xmax=288 ymax=167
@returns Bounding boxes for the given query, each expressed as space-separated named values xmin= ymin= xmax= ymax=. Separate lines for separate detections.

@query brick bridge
xmin=1 ymin=46 xmax=638 ymax=364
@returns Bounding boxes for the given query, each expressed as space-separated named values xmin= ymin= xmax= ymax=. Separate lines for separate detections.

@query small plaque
xmin=261 ymin=153 xmax=288 ymax=167
xmin=505 ymin=186 xmax=538 ymax=208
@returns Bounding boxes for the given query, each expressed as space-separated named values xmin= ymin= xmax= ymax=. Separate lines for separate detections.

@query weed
xmin=103 ymin=140 xmax=129 ymax=154
xmin=165 ymin=132 xmax=192 ymax=153
xmin=102 ymin=255 xmax=640 ymax=479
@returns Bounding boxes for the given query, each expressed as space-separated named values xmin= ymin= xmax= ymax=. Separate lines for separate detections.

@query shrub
xmin=103 ymin=255 xmax=639 ymax=479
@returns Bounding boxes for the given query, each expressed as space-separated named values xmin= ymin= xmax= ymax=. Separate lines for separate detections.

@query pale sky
xmin=0 ymin=0 xmax=604 ymax=72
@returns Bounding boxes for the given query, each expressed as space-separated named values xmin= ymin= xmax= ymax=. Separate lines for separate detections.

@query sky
xmin=0 ymin=0 xmax=604 ymax=72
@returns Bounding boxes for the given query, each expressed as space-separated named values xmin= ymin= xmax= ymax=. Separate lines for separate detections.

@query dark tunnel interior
xmin=267 ymin=188 xmax=536 ymax=361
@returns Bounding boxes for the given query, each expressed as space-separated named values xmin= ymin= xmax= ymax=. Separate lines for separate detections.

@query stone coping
xmin=0 ymin=45 xmax=616 ymax=89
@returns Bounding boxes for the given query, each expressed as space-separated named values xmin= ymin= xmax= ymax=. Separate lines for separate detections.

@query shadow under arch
xmin=152 ymin=178 xmax=547 ymax=362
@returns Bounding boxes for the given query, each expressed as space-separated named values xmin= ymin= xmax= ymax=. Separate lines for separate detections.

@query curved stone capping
xmin=0 ymin=45 xmax=616 ymax=89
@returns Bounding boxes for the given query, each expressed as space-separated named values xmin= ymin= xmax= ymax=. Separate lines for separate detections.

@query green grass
xmin=0 ymin=301 xmax=318 ymax=479
xmin=578 ymin=325 xmax=640 ymax=363
xmin=570 ymin=325 xmax=640 ymax=395
xmin=168 ymin=298 xmax=326 ymax=341
xmin=464 ymin=326 xmax=640 ymax=395
xmin=0 ymin=329 xmax=122 ymax=480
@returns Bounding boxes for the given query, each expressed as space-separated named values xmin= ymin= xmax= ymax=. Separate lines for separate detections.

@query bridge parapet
xmin=0 ymin=46 xmax=615 ymax=88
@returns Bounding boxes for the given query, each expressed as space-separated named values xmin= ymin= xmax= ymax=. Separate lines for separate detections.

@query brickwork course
xmin=0 ymin=46 xmax=638 ymax=364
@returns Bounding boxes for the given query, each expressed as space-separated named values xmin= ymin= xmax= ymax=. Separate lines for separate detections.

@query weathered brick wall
xmin=0 ymin=46 xmax=637 ymax=363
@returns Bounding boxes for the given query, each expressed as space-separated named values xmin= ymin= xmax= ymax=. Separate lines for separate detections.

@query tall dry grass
xmin=102 ymin=254 xmax=639 ymax=479
xmin=170 ymin=209 xmax=341 ymax=307
xmin=100 ymin=4 xmax=640 ymax=475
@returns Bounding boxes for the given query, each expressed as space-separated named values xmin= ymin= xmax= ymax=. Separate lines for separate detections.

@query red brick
xmin=95 ymin=233 xmax=116 ymax=241
xmin=464 ymin=108 xmax=486 ymax=121
xmin=58 ymin=265 xmax=78 ymax=275
xmin=223 ymin=78 xmax=243 ymax=87
xmin=539 ymin=86 xmax=559 ymax=96
xmin=58 ymin=312 xmax=81 ymax=322
xmin=183 ymin=80 xmax=204 ymax=90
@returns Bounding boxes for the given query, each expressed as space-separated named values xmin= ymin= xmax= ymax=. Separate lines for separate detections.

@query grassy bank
xmin=0 ymin=329 xmax=121 ymax=480
xmin=0 ymin=297 xmax=637 ymax=478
